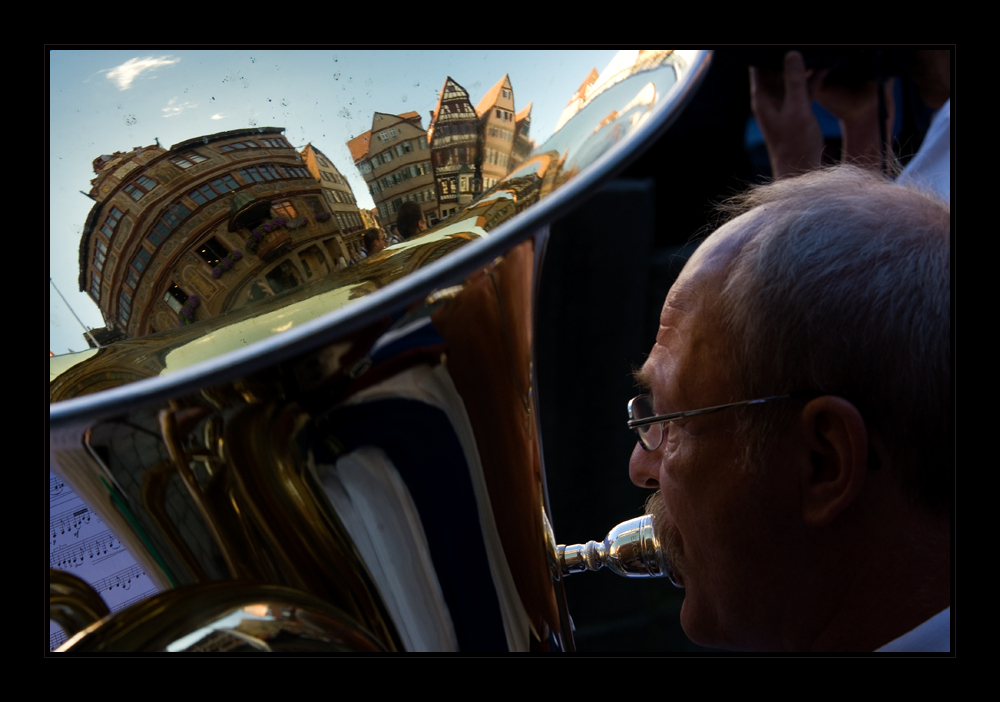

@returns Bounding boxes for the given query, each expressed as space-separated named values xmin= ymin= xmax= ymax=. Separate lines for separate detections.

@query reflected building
xmin=299 ymin=143 xmax=366 ymax=260
xmin=428 ymin=77 xmax=480 ymax=222
xmin=476 ymin=74 xmax=519 ymax=192
xmin=347 ymin=112 xmax=437 ymax=231
xmin=79 ymin=127 xmax=354 ymax=340
xmin=511 ymin=102 xmax=534 ymax=171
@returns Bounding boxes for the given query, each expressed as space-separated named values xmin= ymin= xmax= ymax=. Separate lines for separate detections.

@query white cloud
xmin=162 ymin=97 xmax=197 ymax=118
xmin=105 ymin=56 xmax=181 ymax=91
xmin=210 ymin=113 xmax=225 ymax=120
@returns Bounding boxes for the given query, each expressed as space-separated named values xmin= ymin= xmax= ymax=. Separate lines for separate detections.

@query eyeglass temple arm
xmin=627 ymin=392 xmax=819 ymax=429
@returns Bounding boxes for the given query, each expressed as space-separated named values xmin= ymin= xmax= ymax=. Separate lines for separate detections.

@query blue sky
xmin=49 ymin=49 xmax=618 ymax=355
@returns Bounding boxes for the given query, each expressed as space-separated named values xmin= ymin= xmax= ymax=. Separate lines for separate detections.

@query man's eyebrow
xmin=632 ymin=364 xmax=652 ymax=392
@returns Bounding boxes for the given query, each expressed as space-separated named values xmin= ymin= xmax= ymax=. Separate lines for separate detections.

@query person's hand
xmin=750 ymin=51 xmax=826 ymax=179
xmin=816 ymin=77 xmax=895 ymax=172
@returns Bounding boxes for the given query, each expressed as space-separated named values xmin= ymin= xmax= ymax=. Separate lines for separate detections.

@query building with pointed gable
xmin=428 ymin=77 xmax=481 ymax=222
xmin=475 ymin=74 xmax=518 ymax=192
xmin=347 ymin=112 xmax=437 ymax=231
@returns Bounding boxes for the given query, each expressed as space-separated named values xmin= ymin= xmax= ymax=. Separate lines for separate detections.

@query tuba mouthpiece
xmin=557 ymin=515 xmax=680 ymax=586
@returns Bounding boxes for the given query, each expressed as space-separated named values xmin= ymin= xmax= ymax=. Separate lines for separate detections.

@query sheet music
xmin=49 ymin=472 xmax=159 ymax=651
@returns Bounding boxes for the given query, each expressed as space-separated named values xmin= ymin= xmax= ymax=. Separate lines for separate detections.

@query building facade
xmin=476 ymin=75 xmax=518 ymax=192
xmin=347 ymin=112 xmax=437 ymax=230
xmin=428 ymin=77 xmax=481 ymax=221
xmin=80 ymin=127 xmax=357 ymax=340
xmin=300 ymin=142 xmax=366 ymax=260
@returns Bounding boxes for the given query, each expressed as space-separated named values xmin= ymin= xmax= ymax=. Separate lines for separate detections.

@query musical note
xmin=50 ymin=506 xmax=94 ymax=544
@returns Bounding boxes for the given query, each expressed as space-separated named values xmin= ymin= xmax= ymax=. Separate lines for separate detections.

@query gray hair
xmin=714 ymin=166 xmax=951 ymax=517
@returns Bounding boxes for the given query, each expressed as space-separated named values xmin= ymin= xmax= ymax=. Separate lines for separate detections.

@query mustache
xmin=644 ymin=491 xmax=685 ymax=585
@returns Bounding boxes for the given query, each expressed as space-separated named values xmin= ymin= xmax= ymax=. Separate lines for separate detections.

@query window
xmin=220 ymin=141 xmax=260 ymax=152
xmin=163 ymin=285 xmax=189 ymax=314
xmin=124 ymin=175 xmax=156 ymax=201
xmin=305 ymin=196 xmax=325 ymax=216
xmin=189 ymin=175 xmax=238 ymax=205
xmin=147 ymin=202 xmax=191 ymax=246
xmin=502 ymin=89 xmax=511 ymax=100
xmin=317 ymin=156 xmax=329 ymax=167
xmin=238 ymin=166 xmax=264 ymax=184
xmin=92 ymin=238 xmax=108 ymax=272
xmin=260 ymin=137 xmax=289 ymax=148
xmin=419 ymin=136 xmax=428 ymax=149
xmin=171 ymin=152 xmax=208 ymax=169
xmin=131 ymin=248 xmax=152 ymax=273
xmin=118 ymin=289 xmax=132 ymax=326
xmin=100 ymin=206 xmax=123 ymax=238
xmin=278 ymin=165 xmax=310 ymax=179
xmin=89 ymin=273 xmax=101 ymax=301
xmin=272 ymin=201 xmax=297 ymax=219
xmin=197 ymin=237 xmax=230 ymax=267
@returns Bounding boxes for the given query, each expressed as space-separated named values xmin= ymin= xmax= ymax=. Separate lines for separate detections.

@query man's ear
xmin=797 ymin=396 xmax=870 ymax=527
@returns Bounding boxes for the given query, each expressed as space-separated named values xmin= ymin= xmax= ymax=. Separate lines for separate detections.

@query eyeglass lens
xmin=630 ymin=395 xmax=661 ymax=450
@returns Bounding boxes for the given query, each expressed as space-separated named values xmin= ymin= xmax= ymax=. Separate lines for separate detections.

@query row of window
xmin=439 ymin=175 xmax=474 ymax=196
xmin=443 ymin=101 xmax=473 ymax=114
xmin=238 ymin=164 xmax=311 ymax=184
xmin=219 ymin=137 xmax=290 ymax=152
xmin=369 ymin=161 xmax=432 ymax=195
xmin=92 ymin=237 xmax=107 ymax=275
xmin=124 ymin=175 xmax=157 ymax=201
xmin=334 ymin=211 xmax=362 ymax=231
xmin=376 ymin=187 xmax=435 ymax=220
xmin=485 ymin=148 xmax=510 ymax=168
xmin=320 ymin=170 xmax=344 ymax=184
xmin=434 ymin=146 xmax=477 ymax=168
xmin=147 ymin=202 xmax=192 ymax=247
xmin=324 ymin=188 xmax=355 ymax=206
xmin=366 ymin=137 xmax=429 ymax=170
xmin=171 ymin=152 xmax=209 ymax=169
xmin=436 ymin=121 xmax=477 ymax=138
xmin=488 ymin=127 xmax=513 ymax=141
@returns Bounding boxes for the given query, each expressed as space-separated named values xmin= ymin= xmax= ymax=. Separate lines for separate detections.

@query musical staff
xmin=49 ymin=472 xmax=159 ymax=651
xmin=50 ymin=529 xmax=122 ymax=570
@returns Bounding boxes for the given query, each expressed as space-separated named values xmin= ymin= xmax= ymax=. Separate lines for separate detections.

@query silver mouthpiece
xmin=556 ymin=515 xmax=680 ymax=587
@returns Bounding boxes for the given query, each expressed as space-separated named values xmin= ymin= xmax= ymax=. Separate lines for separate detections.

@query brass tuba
xmin=49 ymin=50 xmax=711 ymax=652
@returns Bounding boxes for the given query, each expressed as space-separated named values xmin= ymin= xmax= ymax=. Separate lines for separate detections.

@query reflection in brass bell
xmin=557 ymin=515 xmax=680 ymax=587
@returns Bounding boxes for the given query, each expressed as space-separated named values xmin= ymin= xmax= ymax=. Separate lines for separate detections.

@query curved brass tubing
xmin=57 ymin=581 xmax=386 ymax=653
xmin=49 ymin=569 xmax=111 ymax=637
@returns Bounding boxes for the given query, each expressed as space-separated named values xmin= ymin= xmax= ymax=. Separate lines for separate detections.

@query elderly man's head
xmin=630 ymin=166 xmax=950 ymax=651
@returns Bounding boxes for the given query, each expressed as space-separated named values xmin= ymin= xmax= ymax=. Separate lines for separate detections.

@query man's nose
xmin=629 ymin=441 xmax=660 ymax=488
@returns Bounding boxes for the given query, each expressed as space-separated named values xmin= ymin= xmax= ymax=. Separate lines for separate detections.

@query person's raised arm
xmin=750 ymin=51 xmax=825 ymax=179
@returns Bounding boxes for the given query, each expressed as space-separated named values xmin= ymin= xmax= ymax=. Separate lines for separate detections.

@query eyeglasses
xmin=627 ymin=392 xmax=811 ymax=451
